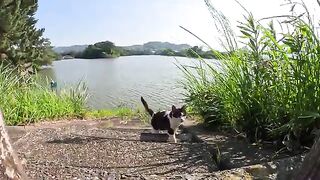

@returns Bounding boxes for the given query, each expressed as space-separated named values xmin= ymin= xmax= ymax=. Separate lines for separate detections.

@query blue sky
xmin=35 ymin=0 xmax=318 ymax=49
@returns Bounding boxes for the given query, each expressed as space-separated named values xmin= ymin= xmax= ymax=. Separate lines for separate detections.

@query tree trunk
xmin=0 ymin=111 xmax=28 ymax=179
xmin=295 ymin=136 xmax=320 ymax=179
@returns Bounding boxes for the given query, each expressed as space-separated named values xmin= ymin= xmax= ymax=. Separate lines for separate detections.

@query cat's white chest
xmin=163 ymin=111 xmax=182 ymax=131
xmin=169 ymin=117 xmax=182 ymax=131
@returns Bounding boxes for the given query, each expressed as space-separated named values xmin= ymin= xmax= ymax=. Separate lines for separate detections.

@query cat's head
xmin=170 ymin=105 xmax=187 ymax=122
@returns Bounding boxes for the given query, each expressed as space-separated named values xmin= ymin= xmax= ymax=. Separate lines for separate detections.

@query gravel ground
xmin=6 ymin=119 xmax=300 ymax=179
xmin=12 ymin=122 xmax=217 ymax=179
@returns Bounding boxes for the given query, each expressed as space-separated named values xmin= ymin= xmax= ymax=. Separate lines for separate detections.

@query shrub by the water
xmin=181 ymin=1 xmax=320 ymax=147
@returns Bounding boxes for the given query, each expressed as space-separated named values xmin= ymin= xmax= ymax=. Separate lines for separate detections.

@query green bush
xmin=181 ymin=1 xmax=320 ymax=146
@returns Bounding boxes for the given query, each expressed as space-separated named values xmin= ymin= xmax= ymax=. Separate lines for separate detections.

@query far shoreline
xmin=55 ymin=54 xmax=210 ymax=61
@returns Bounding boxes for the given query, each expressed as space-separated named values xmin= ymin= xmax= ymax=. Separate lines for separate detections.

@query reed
xmin=181 ymin=1 xmax=320 ymax=146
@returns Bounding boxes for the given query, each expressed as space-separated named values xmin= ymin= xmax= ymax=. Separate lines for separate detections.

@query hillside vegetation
xmin=54 ymin=41 xmax=219 ymax=59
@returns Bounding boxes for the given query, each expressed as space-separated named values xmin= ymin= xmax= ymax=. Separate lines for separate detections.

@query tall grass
xmin=0 ymin=65 xmax=88 ymax=125
xmin=181 ymin=0 xmax=320 ymax=146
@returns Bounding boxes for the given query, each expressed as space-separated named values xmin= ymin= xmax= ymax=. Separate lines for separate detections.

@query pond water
xmin=39 ymin=55 xmax=199 ymax=110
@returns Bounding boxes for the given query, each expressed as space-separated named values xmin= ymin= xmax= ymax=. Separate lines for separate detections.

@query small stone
xmin=120 ymin=174 xmax=127 ymax=179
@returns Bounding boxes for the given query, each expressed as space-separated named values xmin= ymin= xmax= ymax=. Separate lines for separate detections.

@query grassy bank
xmin=0 ymin=65 xmax=147 ymax=125
xmin=181 ymin=1 xmax=320 ymax=148
xmin=0 ymin=65 xmax=88 ymax=125
xmin=84 ymin=107 xmax=148 ymax=122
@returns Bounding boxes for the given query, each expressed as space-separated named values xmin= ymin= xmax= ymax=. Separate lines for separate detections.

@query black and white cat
xmin=141 ymin=96 xmax=186 ymax=143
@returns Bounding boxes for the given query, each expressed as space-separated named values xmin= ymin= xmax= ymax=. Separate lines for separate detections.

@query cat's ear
xmin=172 ymin=105 xmax=177 ymax=111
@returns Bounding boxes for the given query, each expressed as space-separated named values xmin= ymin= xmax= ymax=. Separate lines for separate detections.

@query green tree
xmin=0 ymin=0 xmax=55 ymax=75
xmin=81 ymin=41 xmax=120 ymax=59
xmin=94 ymin=41 xmax=115 ymax=54
xmin=82 ymin=45 xmax=104 ymax=58
xmin=156 ymin=48 xmax=176 ymax=56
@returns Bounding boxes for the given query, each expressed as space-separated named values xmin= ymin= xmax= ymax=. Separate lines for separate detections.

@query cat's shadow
xmin=139 ymin=132 xmax=169 ymax=142
xmin=47 ymin=132 xmax=175 ymax=144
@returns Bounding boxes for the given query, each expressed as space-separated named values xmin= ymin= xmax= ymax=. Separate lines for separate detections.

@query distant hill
xmin=53 ymin=45 xmax=88 ymax=54
xmin=52 ymin=41 xmax=218 ymax=59
xmin=53 ymin=42 xmax=191 ymax=55
xmin=121 ymin=41 xmax=191 ymax=52
xmin=52 ymin=41 xmax=193 ymax=58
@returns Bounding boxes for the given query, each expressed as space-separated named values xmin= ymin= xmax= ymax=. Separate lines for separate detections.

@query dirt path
xmin=9 ymin=119 xmax=218 ymax=179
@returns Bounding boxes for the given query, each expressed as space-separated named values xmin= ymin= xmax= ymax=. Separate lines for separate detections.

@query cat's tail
xmin=141 ymin=96 xmax=154 ymax=116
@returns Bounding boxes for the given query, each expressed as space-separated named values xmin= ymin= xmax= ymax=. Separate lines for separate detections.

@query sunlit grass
xmin=0 ymin=64 xmax=152 ymax=125
xmin=85 ymin=108 xmax=136 ymax=119
xmin=84 ymin=107 xmax=150 ymax=123
xmin=0 ymin=65 xmax=88 ymax=125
